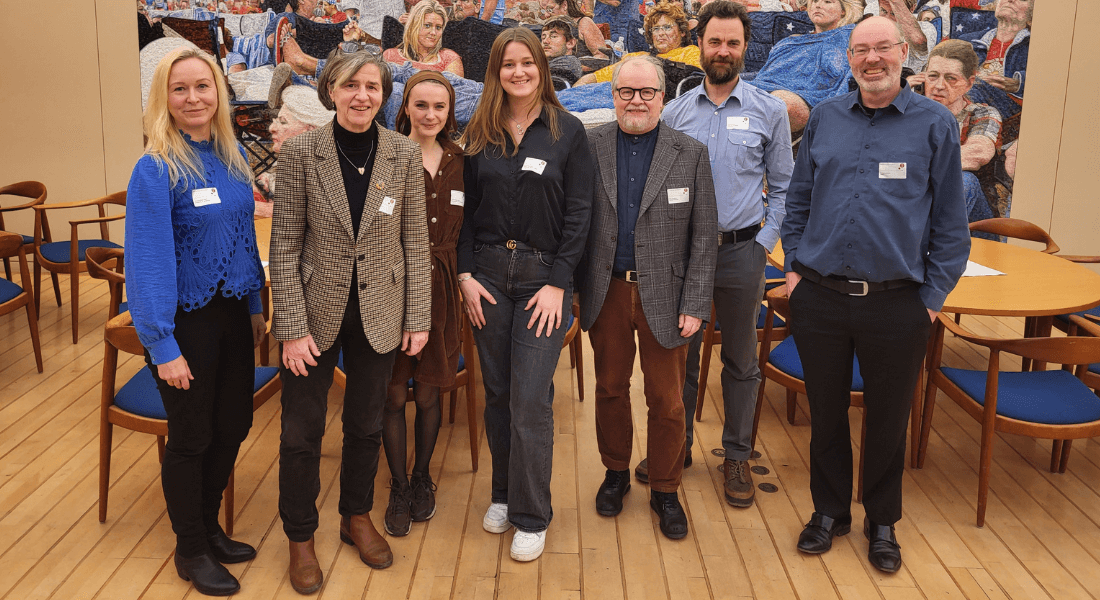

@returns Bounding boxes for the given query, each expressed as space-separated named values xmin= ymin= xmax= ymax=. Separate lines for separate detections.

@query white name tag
xmin=879 ymin=162 xmax=907 ymax=179
xmin=450 ymin=190 xmax=465 ymax=207
xmin=667 ymin=187 xmax=690 ymax=204
xmin=192 ymin=187 xmax=221 ymax=207
xmin=521 ymin=157 xmax=547 ymax=175
xmin=727 ymin=116 xmax=749 ymax=130
xmin=379 ymin=196 xmax=396 ymax=215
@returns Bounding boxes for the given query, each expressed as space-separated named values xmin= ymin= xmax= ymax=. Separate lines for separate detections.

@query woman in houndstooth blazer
xmin=269 ymin=49 xmax=431 ymax=593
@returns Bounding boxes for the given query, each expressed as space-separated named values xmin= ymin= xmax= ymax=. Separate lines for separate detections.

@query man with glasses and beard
xmin=655 ymin=0 xmax=793 ymax=510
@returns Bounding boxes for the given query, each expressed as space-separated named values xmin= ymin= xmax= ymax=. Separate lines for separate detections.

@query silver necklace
xmin=335 ymin=138 xmax=375 ymax=175
xmin=508 ymin=104 xmax=538 ymax=136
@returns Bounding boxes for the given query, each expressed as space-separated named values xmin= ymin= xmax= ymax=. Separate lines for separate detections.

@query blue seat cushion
xmin=20 ymin=234 xmax=33 ymax=245
xmin=940 ymin=367 xmax=1100 ymax=425
xmin=0 ymin=277 xmax=23 ymax=303
xmin=768 ymin=337 xmax=864 ymax=391
xmin=118 ymin=300 xmax=129 ymax=314
xmin=115 ymin=366 xmax=283 ymax=420
xmin=39 ymin=239 xmax=122 ymax=264
xmin=1055 ymin=304 xmax=1100 ymax=324
xmin=1090 ymin=363 xmax=1099 ymax=376
xmin=764 ymin=265 xmax=785 ymax=290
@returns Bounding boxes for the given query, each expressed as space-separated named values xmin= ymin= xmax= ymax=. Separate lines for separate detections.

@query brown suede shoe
xmin=723 ymin=458 xmax=755 ymax=508
xmin=288 ymin=538 xmax=323 ymax=595
xmin=339 ymin=514 xmax=393 ymax=569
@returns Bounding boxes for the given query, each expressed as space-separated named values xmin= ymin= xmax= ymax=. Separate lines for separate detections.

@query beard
xmin=702 ymin=52 xmax=744 ymax=86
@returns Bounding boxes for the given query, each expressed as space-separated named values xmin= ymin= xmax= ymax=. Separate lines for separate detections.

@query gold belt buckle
xmin=506 ymin=240 xmax=517 ymax=250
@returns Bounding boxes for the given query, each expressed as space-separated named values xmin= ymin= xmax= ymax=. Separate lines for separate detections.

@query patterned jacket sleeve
xmin=270 ymin=132 xmax=311 ymax=341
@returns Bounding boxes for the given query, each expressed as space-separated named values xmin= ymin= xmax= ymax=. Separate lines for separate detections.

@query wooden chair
xmin=33 ymin=190 xmax=126 ymax=343
xmin=918 ymin=314 xmax=1100 ymax=526
xmin=0 ymin=231 xmax=43 ymax=373
xmin=334 ymin=312 xmax=482 ymax=471
xmin=967 ymin=218 xmax=1060 ymax=253
xmin=693 ymin=264 xmax=787 ymax=421
xmin=98 ymin=312 xmax=281 ymax=536
xmin=85 ymin=247 xmax=128 ymax=319
xmin=564 ymin=302 xmax=584 ymax=401
xmin=0 ymin=181 xmax=59 ymax=303
xmin=1051 ymin=254 xmax=1100 ymax=335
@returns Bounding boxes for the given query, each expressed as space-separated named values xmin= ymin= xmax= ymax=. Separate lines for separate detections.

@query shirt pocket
xmin=728 ymin=131 xmax=764 ymax=173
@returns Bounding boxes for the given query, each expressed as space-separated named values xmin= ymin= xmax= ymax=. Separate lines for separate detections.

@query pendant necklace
xmin=508 ymin=103 xmax=539 ymax=136
xmin=335 ymin=138 xmax=375 ymax=175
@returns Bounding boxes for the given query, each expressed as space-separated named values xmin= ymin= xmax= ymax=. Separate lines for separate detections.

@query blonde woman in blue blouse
xmin=126 ymin=46 xmax=267 ymax=597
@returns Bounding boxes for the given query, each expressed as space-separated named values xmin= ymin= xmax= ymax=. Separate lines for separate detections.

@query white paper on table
xmin=261 ymin=260 xmax=269 ymax=268
xmin=962 ymin=260 xmax=1004 ymax=277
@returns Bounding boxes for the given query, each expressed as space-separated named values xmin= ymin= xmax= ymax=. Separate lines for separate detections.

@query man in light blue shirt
xmin=653 ymin=0 xmax=793 ymax=509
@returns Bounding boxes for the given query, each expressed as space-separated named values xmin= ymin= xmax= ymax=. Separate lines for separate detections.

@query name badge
xmin=192 ymin=187 xmax=221 ymax=207
xmin=727 ymin=116 xmax=749 ymax=130
xmin=667 ymin=187 xmax=690 ymax=204
xmin=379 ymin=196 xmax=396 ymax=215
xmin=521 ymin=157 xmax=548 ymax=175
xmin=450 ymin=190 xmax=465 ymax=207
xmin=879 ymin=162 xmax=907 ymax=179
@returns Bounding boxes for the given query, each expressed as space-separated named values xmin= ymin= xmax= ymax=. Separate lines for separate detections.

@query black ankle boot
xmin=207 ymin=528 xmax=257 ymax=564
xmin=174 ymin=552 xmax=240 ymax=596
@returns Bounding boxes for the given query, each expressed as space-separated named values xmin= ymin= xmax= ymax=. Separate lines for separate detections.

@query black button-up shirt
xmin=457 ymin=107 xmax=594 ymax=289
xmin=614 ymin=125 xmax=659 ymax=272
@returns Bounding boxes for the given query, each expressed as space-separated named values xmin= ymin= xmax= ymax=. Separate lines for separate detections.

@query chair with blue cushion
xmin=85 ymin=247 xmax=128 ymax=320
xmin=0 ymin=231 xmax=43 ymax=373
xmin=98 ymin=312 xmax=282 ymax=535
xmin=1 ymin=181 xmax=60 ymax=304
xmin=33 ymin=190 xmax=126 ymax=343
xmin=693 ymin=264 xmax=787 ymax=421
xmin=918 ymin=314 xmax=1100 ymax=527
xmin=564 ymin=302 xmax=584 ymax=401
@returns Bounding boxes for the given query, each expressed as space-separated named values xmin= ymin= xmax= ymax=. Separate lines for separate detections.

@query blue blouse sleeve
xmin=125 ymin=156 xmax=183 ymax=364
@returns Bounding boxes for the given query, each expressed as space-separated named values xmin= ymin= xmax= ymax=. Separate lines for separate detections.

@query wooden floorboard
xmin=0 ymin=273 xmax=1097 ymax=599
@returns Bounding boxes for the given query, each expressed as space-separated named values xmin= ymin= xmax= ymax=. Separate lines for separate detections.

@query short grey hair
xmin=611 ymin=55 xmax=666 ymax=96
xmin=316 ymin=48 xmax=394 ymax=110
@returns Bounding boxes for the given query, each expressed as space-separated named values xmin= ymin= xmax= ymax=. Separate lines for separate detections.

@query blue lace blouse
xmin=125 ymin=136 xmax=266 ymax=364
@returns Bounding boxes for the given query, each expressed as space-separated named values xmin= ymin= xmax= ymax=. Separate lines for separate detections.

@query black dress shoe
xmin=796 ymin=512 xmax=852 ymax=554
xmin=649 ymin=490 xmax=688 ymax=540
xmin=207 ymin=529 xmax=257 ymax=564
xmin=595 ymin=469 xmax=631 ymax=516
xmin=864 ymin=518 xmax=902 ymax=573
xmin=174 ymin=552 xmax=240 ymax=596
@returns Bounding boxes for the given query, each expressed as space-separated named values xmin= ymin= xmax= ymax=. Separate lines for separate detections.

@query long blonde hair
xmin=401 ymin=0 xmax=449 ymax=62
xmin=460 ymin=28 xmax=565 ymax=157
xmin=143 ymin=47 xmax=252 ymax=187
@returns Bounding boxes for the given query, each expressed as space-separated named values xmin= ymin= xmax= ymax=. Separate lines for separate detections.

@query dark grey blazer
xmin=578 ymin=121 xmax=718 ymax=349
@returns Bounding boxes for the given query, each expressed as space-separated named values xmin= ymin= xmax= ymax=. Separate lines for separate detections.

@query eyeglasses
xmin=849 ymin=41 xmax=904 ymax=58
xmin=339 ymin=41 xmax=381 ymax=56
xmin=614 ymin=86 xmax=661 ymax=101
xmin=651 ymin=24 xmax=676 ymax=34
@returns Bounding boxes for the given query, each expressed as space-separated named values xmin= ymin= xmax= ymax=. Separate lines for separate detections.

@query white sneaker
xmin=510 ymin=530 xmax=546 ymax=562
xmin=483 ymin=503 xmax=511 ymax=533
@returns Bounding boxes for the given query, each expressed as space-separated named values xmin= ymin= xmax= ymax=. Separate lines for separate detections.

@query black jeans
xmin=472 ymin=244 xmax=571 ymax=533
xmin=788 ymin=278 xmax=930 ymax=525
xmin=146 ymin=293 xmax=255 ymax=557
xmin=278 ymin=295 xmax=396 ymax=542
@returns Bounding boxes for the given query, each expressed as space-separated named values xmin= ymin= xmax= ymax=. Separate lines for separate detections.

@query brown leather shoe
xmin=723 ymin=458 xmax=755 ymax=508
xmin=340 ymin=514 xmax=393 ymax=569
xmin=288 ymin=538 xmax=323 ymax=595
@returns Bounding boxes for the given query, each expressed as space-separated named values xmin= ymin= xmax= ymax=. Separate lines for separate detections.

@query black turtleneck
xmin=332 ymin=118 xmax=379 ymax=238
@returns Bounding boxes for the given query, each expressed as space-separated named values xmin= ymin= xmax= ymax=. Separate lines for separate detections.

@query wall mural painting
xmin=137 ymin=0 xmax=1031 ymax=230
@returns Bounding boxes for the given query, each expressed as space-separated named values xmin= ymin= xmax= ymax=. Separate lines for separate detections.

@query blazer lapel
xmin=638 ymin=122 xmax=681 ymax=218
xmin=315 ymin=124 xmax=356 ymax=242
xmin=596 ymin=125 xmax=618 ymax=210
xmin=358 ymin=128 xmax=396 ymax=244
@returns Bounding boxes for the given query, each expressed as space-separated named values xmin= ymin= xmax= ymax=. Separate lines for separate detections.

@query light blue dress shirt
xmin=662 ymin=78 xmax=794 ymax=252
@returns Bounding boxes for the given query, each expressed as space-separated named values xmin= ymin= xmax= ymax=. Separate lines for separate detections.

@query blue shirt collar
xmin=846 ymin=79 xmax=914 ymax=114
xmin=691 ymin=77 xmax=745 ymax=110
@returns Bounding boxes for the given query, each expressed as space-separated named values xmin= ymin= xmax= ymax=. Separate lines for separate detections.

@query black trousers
xmin=278 ymin=295 xmax=396 ymax=543
xmin=146 ymin=293 xmax=255 ymax=557
xmin=788 ymin=279 xmax=930 ymax=525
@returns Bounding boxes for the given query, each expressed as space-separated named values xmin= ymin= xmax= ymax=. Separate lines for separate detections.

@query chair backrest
xmin=0 ymin=181 xmax=47 ymax=232
xmin=104 ymin=312 xmax=147 ymax=358
xmin=968 ymin=218 xmax=1060 ymax=254
xmin=86 ymin=247 xmax=126 ymax=318
xmin=941 ymin=314 xmax=1100 ymax=367
xmin=764 ymin=284 xmax=791 ymax=321
xmin=0 ymin=231 xmax=23 ymax=259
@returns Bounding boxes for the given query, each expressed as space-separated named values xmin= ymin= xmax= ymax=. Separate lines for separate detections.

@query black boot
xmin=174 ymin=552 xmax=240 ymax=596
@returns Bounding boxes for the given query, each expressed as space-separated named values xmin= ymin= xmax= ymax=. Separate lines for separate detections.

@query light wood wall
xmin=0 ymin=2 xmax=1095 ymax=257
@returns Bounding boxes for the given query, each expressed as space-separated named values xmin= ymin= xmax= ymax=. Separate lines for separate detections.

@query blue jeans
xmin=472 ymin=244 xmax=572 ymax=533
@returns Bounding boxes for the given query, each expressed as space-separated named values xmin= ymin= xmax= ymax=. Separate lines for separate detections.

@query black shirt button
xmin=358 ymin=254 xmax=365 ymax=260
xmin=865 ymin=145 xmax=870 ymax=149
xmin=849 ymin=219 xmax=855 ymax=224
xmin=854 ymin=194 xmax=860 ymax=198
xmin=859 ymin=169 xmax=864 ymax=173
xmin=845 ymin=266 xmax=851 ymax=270
xmin=360 ymin=283 xmax=367 ymax=290
xmin=847 ymin=243 xmax=852 ymax=249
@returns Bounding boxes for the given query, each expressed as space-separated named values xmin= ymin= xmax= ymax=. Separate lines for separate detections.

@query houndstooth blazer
xmin=578 ymin=121 xmax=717 ymax=349
xmin=270 ymin=122 xmax=431 ymax=354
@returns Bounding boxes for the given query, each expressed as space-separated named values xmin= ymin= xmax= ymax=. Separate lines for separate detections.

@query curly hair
xmin=643 ymin=2 xmax=690 ymax=50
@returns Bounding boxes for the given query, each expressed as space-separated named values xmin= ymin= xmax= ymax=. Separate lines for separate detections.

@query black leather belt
xmin=612 ymin=270 xmax=639 ymax=283
xmin=500 ymin=240 xmax=537 ymax=251
xmin=793 ymin=261 xmax=915 ymax=297
xmin=719 ymin=224 xmax=761 ymax=245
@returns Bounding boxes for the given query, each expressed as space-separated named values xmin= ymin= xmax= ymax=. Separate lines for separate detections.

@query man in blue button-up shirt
xmin=657 ymin=0 xmax=794 ymax=509
xmin=781 ymin=16 xmax=969 ymax=574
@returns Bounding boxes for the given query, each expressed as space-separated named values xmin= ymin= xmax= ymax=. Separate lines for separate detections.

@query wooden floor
xmin=2 ymin=273 xmax=1100 ymax=600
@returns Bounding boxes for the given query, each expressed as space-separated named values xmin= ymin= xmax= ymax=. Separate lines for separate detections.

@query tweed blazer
xmin=578 ymin=121 xmax=718 ymax=349
xmin=271 ymin=122 xmax=431 ymax=354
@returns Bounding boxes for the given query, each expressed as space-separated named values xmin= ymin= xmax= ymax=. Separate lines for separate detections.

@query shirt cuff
xmin=247 ymin=291 xmax=263 ymax=315
xmin=755 ymin=229 xmax=779 ymax=254
xmin=919 ymin=285 xmax=949 ymax=312
xmin=146 ymin=335 xmax=182 ymax=365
